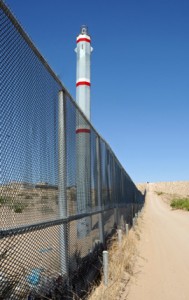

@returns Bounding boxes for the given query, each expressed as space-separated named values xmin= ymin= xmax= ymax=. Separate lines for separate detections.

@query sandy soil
xmin=124 ymin=183 xmax=189 ymax=300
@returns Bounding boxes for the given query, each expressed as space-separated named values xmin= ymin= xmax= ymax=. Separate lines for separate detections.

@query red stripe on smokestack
xmin=76 ymin=81 xmax=91 ymax=87
xmin=76 ymin=129 xmax=91 ymax=134
xmin=77 ymin=38 xmax=91 ymax=43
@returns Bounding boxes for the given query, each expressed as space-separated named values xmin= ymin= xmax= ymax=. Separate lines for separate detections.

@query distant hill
xmin=137 ymin=181 xmax=189 ymax=197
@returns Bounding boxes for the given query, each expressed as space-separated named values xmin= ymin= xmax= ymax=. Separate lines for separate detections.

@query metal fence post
xmin=58 ymin=90 xmax=68 ymax=275
xmin=103 ymin=250 xmax=109 ymax=286
xmin=126 ymin=223 xmax=129 ymax=235
xmin=133 ymin=217 xmax=136 ymax=229
xmin=96 ymin=136 xmax=104 ymax=245
xmin=118 ymin=229 xmax=122 ymax=245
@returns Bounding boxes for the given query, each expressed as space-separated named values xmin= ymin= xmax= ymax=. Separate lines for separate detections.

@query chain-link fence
xmin=0 ymin=1 xmax=145 ymax=299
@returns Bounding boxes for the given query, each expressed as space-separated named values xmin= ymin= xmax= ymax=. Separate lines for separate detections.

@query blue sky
xmin=5 ymin=0 xmax=189 ymax=183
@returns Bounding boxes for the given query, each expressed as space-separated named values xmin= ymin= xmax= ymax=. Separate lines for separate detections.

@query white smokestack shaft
xmin=75 ymin=26 xmax=93 ymax=238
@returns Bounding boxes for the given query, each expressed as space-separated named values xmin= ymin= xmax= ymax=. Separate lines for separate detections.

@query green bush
xmin=171 ymin=198 xmax=189 ymax=211
xmin=41 ymin=195 xmax=49 ymax=200
xmin=0 ymin=196 xmax=7 ymax=205
xmin=0 ymin=196 xmax=12 ymax=206
xmin=11 ymin=202 xmax=28 ymax=213
xmin=156 ymin=191 xmax=164 ymax=196
xmin=25 ymin=194 xmax=33 ymax=200
xmin=41 ymin=206 xmax=54 ymax=214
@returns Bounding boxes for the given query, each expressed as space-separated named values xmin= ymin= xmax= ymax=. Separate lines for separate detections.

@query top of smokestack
xmin=80 ymin=25 xmax=88 ymax=35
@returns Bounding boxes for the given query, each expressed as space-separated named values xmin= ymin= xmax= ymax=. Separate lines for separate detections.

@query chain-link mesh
xmin=1 ymin=224 xmax=69 ymax=299
xmin=0 ymin=1 xmax=145 ymax=299
xmin=0 ymin=3 xmax=60 ymax=229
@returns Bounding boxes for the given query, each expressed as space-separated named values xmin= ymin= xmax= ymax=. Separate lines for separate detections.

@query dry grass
xmin=88 ymin=218 xmax=142 ymax=300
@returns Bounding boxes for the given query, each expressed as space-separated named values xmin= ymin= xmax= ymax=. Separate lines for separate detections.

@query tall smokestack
xmin=75 ymin=26 xmax=93 ymax=239
xmin=75 ymin=25 xmax=93 ymax=120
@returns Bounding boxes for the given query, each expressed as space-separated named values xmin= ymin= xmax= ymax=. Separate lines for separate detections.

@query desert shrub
xmin=11 ymin=202 xmax=28 ymax=213
xmin=171 ymin=198 xmax=189 ymax=211
xmin=18 ymin=193 xmax=26 ymax=197
xmin=40 ymin=196 xmax=49 ymax=204
xmin=31 ymin=192 xmax=39 ymax=197
xmin=25 ymin=194 xmax=33 ymax=200
xmin=156 ymin=191 xmax=164 ymax=196
xmin=0 ymin=196 xmax=11 ymax=206
xmin=40 ymin=206 xmax=54 ymax=214
xmin=0 ymin=196 xmax=7 ymax=205
xmin=41 ymin=195 xmax=49 ymax=200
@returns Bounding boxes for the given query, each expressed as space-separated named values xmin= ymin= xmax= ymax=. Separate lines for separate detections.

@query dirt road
xmin=126 ymin=185 xmax=189 ymax=300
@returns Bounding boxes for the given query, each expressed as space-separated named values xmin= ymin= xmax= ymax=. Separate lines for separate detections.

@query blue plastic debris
xmin=26 ymin=268 xmax=42 ymax=285
xmin=39 ymin=247 xmax=53 ymax=254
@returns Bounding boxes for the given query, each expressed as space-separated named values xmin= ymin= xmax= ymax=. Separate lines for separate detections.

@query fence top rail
xmin=0 ymin=0 xmax=135 ymax=187
xmin=0 ymin=206 xmax=117 ymax=238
